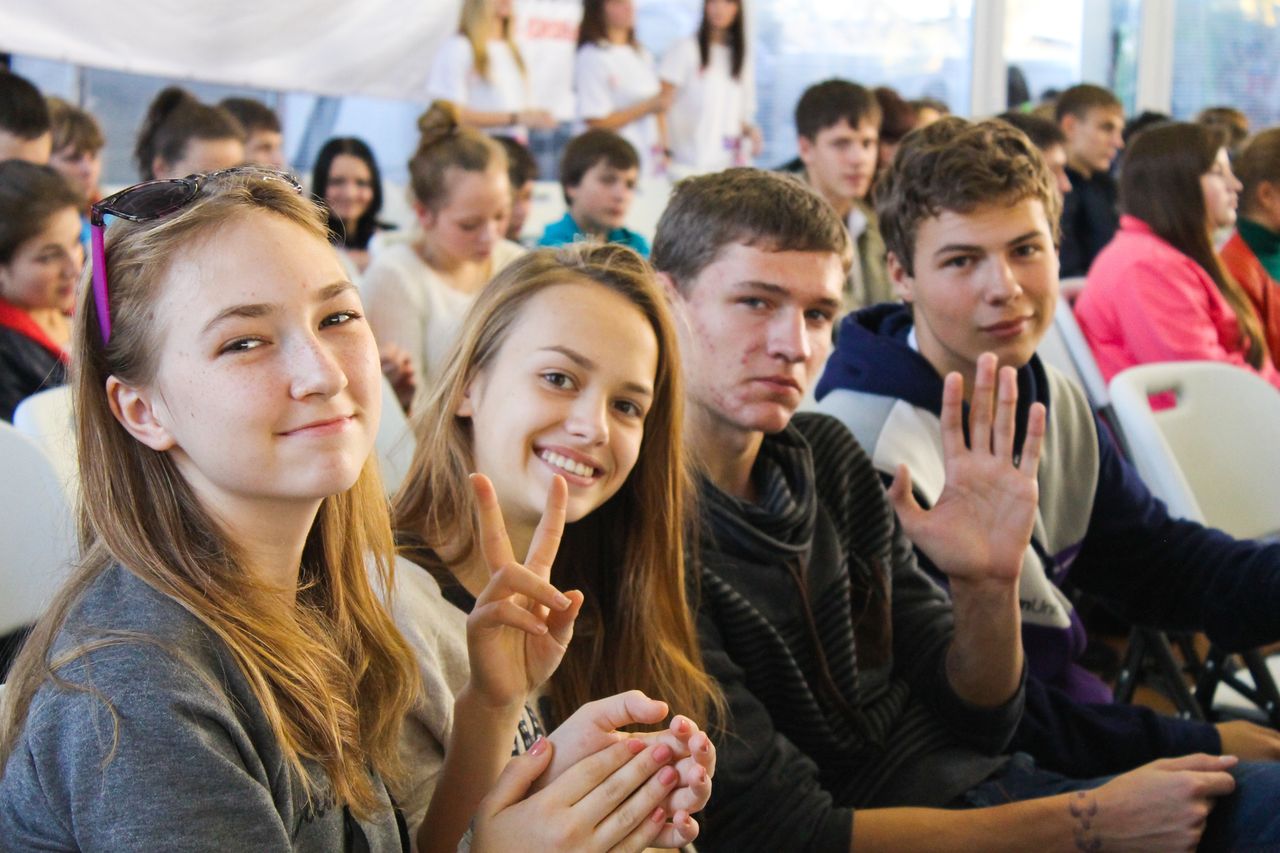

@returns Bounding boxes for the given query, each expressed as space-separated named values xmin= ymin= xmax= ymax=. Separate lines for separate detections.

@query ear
xmin=151 ymin=155 xmax=171 ymax=180
xmin=456 ymin=372 xmax=484 ymax=419
xmin=796 ymin=134 xmax=814 ymax=167
xmin=654 ymin=270 xmax=681 ymax=304
xmin=1059 ymin=113 xmax=1078 ymax=140
xmin=886 ymin=251 xmax=916 ymax=303
xmin=106 ymin=375 xmax=177 ymax=452
xmin=413 ymin=200 xmax=436 ymax=230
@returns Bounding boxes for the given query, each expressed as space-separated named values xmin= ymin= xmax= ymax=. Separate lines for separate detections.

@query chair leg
xmin=1113 ymin=626 xmax=1147 ymax=705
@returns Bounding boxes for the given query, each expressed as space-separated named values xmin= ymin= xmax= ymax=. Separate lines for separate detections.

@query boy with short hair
xmin=0 ymin=71 xmax=51 ymax=164
xmin=652 ymin=165 xmax=1278 ymax=853
xmin=494 ymin=135 xmax=538 ymax=243
xmin=45 ymin=96 xmax=104 ymax=211
xmin=1054 ymin=83 xmax=1125 ymax=275
xmin=997 ymin=111 xmax=1070 ymax=200
xmin=218 ymin=96 xmax=286 ymax=169
xmin=537 ymin=128 xmax=649 ymax=256
xmin=814 ymin=116 xmax=1280 ymax=780
xmin=792 ymin=78 xmax=892 ymax=310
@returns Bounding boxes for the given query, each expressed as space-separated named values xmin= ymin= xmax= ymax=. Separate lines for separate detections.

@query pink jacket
xmin=1074 ymin=215 xmax=1280 ymax=389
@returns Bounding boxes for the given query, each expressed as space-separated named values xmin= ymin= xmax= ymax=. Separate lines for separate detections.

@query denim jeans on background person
xmin=957 ymin=751 xmax=1280 ymax=852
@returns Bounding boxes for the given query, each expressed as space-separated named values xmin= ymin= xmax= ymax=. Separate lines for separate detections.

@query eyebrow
xmin=932 ymin=230 xmax=1047 ymax=259
xmin=731 ymin=279 xmax=843 ymax=313
xmin=538 ymin=345 xmax=654 ymax=398
xmin=201 ymin=280 xmax=356 ymax=335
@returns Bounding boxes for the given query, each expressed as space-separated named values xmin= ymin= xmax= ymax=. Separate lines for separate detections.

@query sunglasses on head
xmin=89 ymin=166 xmax=304 ymax=344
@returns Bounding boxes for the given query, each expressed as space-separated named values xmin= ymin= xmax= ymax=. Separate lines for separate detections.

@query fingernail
xmin=653 ymin=744 xmax=673 ymax=764
xmin=700 ymin=740 xmax=711 ymax=753
xmin=555 ymin=592 xmax=571 ymax=609
xmin=699 ymin=768 xmax=708 ymax=783
xmin=529 ymin=737 xmax=547 ymax=756
xmin=659 ymin=766 xmax=678 ymax=785
xmin=626 ymin=738 xmax=646 ymax=755
xmin=676 ymin=717 xmax=691 ymax=734
xmin=650 ymin=807 xmax=665 ymax=824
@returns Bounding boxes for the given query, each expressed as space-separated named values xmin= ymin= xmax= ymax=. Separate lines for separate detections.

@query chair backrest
xmin=0 ymin=421 xmax=77 ymax=635
xmin=12 ymin=386 xmax=77 ymax=502
xmin=376 ymin=376 xmax=417 ymax=496
xmin=1052 ymin=292 xmax=1109 ymax=408
xmin=1108 ymin=361 xmax=1280 ymax=539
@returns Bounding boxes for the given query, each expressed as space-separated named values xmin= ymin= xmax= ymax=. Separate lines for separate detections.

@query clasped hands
xmin=464 ymin=472 xmax=714 ymax=850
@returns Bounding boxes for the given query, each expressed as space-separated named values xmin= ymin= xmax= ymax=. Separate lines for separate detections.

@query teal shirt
xmin=537 ymin=212 xmax=650 ymax=257
xmin=1238 ymin=217 xmax=1280 ymax=282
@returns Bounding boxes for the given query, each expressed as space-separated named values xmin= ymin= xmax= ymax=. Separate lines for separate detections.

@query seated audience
xmin=1197 ymin=105 xmax=1250 ymax=161
xmin=792 ymin=79 xmax=892 ymax=311
xmin=134 ymin=87 xmax=244 ymax=180
xmin=576 ymin=0 xmax=671 ymax=178
xmin=1075 ymin=122 xmax=1280 ymax=388
xmin=537 ymin=129 xmax=648 ymax=255
xmin=219 ymin=96 xmax=287 ymax=169
xmin=45 ymin=96 xmax=104 ymax=225
xmin=653 ymin=165 xmax=1280 ymax=853
xmin=389 ymin=244 xmax=718 ymax=849
xmin=1056 ymin=84 xmax=1125 ymax=276
xmin=363 ymin=100 xmax=523 ymax=391
xmin=494 ymin=135 xmax=538 ymax=243
xmin=311 ymin=136 xmax=393 ymax=277
xmin=815 ymin=117 xmax=1280 ymax=780
xmin=873 ymin=85 xmax=916 ymax=175
xmin=0 ymin=71 xmax=51 ymax=164
xmin=1220 ymin=126 xmax=1280 ymax=368
xmin=0 ymin=160 xmax=82 ymax=421
xmin=428 ymin=0 xmax=556 ymax=142
xmin=911 ymin=96 xmax=949 ymax=128
xmin=659 ymin=0 xmax=760 ymax=174
xmin=997 ymin=111 xmax=1071 ymax=200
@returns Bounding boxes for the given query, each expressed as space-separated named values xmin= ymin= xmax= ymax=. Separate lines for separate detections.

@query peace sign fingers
xmin=470 ymin=473 xmax=518 ymax=573
xmin=525 ymin=474 xmax=568 ymax=582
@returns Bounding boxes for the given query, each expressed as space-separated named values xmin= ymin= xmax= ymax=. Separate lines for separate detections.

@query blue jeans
xmin=959 ymin=752 xmax=1280 ymax=852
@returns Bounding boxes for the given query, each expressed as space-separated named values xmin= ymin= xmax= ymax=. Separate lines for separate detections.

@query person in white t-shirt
xmin=428 ymin=0 xmax=556 ymax=143
xmin=362 ymin=101 xmax=525 ymax=401
xmin=575 ymin=0 xmax=672 ymax=178
xmin=658 ymin=0 xmax=761 ymax=175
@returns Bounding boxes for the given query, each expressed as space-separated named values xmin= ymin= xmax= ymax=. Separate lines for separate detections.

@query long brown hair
xmin=1122 ymin=122 xmax=1268 ymax=369
xmin=578 ymin=0 xmax=636 ymax=48
xmin=0 ymin=174 xmax=419 ymax=817
xmin=460 ymin=0 xmax=526 ymax=81
xmin=394 ymin=244 xmax=721 ymax=728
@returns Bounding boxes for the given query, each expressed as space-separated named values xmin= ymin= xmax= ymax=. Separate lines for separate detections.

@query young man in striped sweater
xmin=651 ymin=167 xmax=1278 ymax=852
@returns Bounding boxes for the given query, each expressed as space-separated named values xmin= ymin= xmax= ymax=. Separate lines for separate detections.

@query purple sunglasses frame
xmin=88 ymin=166 xmax=303 ymax=343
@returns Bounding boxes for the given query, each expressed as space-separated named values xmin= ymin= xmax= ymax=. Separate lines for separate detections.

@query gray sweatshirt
xmin=0 ymin=563 xmax=406 ymax=852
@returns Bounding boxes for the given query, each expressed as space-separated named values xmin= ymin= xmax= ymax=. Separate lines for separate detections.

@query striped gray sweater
xmin=695 ymin=414 xmax=1023 ymax=852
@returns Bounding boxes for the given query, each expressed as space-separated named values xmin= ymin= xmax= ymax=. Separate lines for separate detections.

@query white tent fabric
xmin=0 ymin=0 xmax=582 ymax=104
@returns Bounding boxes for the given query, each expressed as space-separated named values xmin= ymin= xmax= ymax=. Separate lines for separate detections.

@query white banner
xmin=0 ymin=0 xmax=472 ymax=101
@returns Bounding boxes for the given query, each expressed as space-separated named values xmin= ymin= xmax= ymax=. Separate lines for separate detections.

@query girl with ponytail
xmin=133 ymin=87 xmax=244 ymax=180
xmin=362 ymin=100 xmax=523 ymax=397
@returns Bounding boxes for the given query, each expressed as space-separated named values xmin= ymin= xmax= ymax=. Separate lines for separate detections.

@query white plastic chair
xmin=12 ymin=386 xmax=77 ymax=502
xmin=1109 ymin=361 xmax=1280 ymax=720
xmin=1108 ymin=362 xmax=1280 ymax=539
xmin=376 ymin=375 xmax=417 ymax=496
xmin=0 ymin=421 xmax=77 ymax=636
xmin=1049 ymin=292 xmax=1109 ymax=409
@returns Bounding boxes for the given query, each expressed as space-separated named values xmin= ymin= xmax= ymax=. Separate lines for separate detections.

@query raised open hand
xmin=466 ymin=473 xmax=584 ymax=709
xmin=888 ymin=353 xmax=1045 ymax=586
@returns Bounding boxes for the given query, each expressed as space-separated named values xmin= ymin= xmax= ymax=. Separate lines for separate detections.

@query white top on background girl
xmin=362 ymin=102 xmax=525 ymax=393
xmin=659 ymin=0 xmax=761 ymax=175
xmin=575 ymin=0 xmax=671 ymax=178
xmin=428 ymin=0 xmax=555 ymax=142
